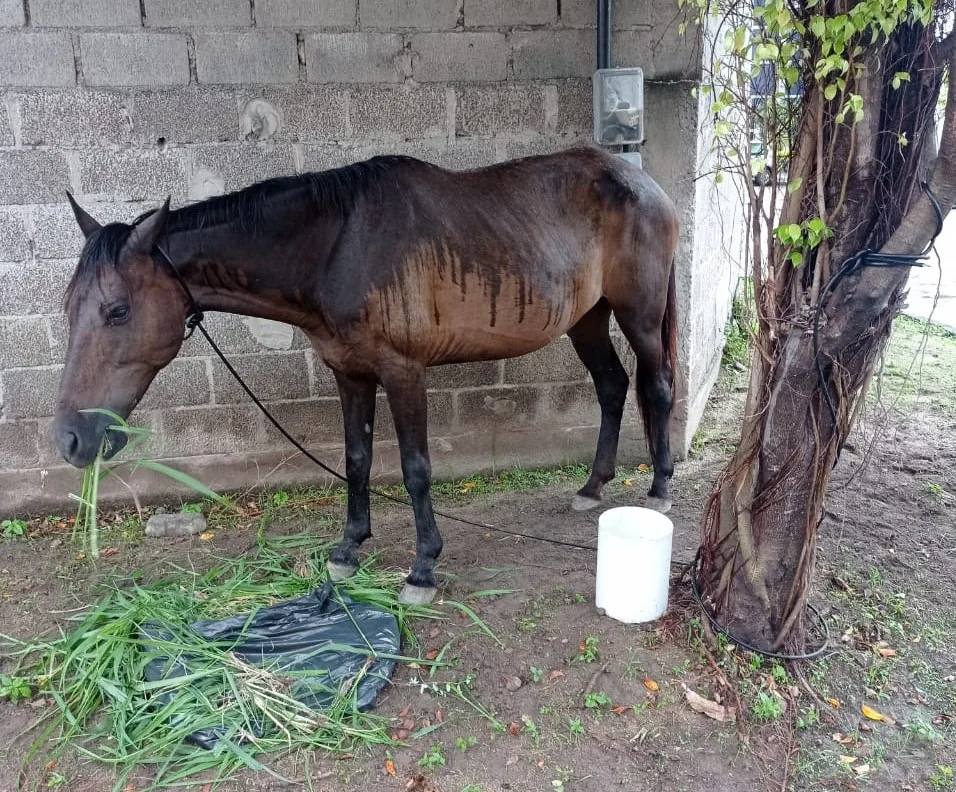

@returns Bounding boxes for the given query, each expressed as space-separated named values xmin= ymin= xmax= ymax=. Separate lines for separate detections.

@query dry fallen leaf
xmin=548 ymin=670 xmax=565 ymax=682
xmin=682 ymin=684 xmax=735 ymax=722
xmin=853 ymin=763 xmax=871 ymax=776
xmin=425 ymin=649 xmax=440 ymax=661
xmin=385 ymin=758 xmax=396 ymax=776
xmin=637 ymin=463 xmax=650 ymax=472
xmin=861 ymin=704 xmax=895 ymax=724
xmin=508 ymin=722 xmax=521 ymax=736
xmin=828 ymin=697 xmax=842 ymax=708
xmin=874 ymin=641 xmax=897 ymax=658
xmin=643 ymin=677 xmax=659 ymax=692
xmin=622 ymin=477 xmax=636 ymax=487
xmin=199 ymin=531 xmax=214 ymax=541
xmin=101 ymin=546 xmax=120 ymax=557
xmin=832 ymin=733 xmax=855 ymax=745
xmin=839 ymin=755 xmax=857 ymax=764
xmin=435 ymin=709 xmax=444 ymax=724
xmin=611 ymin=705 xmax=629 ymax=716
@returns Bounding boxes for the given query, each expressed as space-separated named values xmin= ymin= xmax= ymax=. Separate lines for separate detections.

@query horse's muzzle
xmin=53 ymin=413 xmax=129 ymax=468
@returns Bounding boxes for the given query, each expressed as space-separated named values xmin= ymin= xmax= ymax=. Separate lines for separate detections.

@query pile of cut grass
xmin=2 ymin=530 xmax=441 ymax=791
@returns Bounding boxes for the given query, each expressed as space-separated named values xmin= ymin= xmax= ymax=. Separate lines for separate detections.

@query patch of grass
xmin=417 ymin=744 xmax=446 ymax=769
xmin=584 ymin=691 xmax=612 ymax=709
xmin=576 ymin=634 xmax=600 ymax=663
xmin=567 ymin=717 xmax=585 ymax=741
xmin=874 ymin=316 xmax=956 ymax=417
xmin=1 ymin=531 xmax=444 ymax=791
xmin=750 ymin=690 xmax=784 ymax=722
xmin=0 ymin=673 xmax=32 ymax=703
xmin=1 ymin=518 xmax=27 ymax=539
xmin=456 ymin=735 xmax=476 ymax=753
xmin=932 ymin=765 xmax=956 ymax=790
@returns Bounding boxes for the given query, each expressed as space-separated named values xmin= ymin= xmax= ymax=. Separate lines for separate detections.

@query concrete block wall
xmin=0 ymin=0 xmax=720 ymax=514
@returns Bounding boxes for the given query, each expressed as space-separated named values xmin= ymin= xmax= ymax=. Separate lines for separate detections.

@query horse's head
xmin=52 ymin=196 xmax=186 ymax=467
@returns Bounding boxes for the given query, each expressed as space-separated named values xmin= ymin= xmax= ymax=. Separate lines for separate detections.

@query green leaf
xmin=806 ymin=217 xmax=826 ymax=234
xmin=810 ymin=16 xmax=825 ymax=37
xmin=789 ymin=251 xmax=805 ymax=266
xmin=824 ymin=84 xmax=837 ymax=101
xmin=787 ymin=176 xmax=803 ymax=194
xmin=133 ymin=460 xmax=230 ymax=506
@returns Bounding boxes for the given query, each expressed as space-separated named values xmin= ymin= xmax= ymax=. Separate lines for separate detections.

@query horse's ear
xmin=66 ymin=191 xmax=101 ymax=238
xmin=127 ymin=197 xmax=171 ymax=256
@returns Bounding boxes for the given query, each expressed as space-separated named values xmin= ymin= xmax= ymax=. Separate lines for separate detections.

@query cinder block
xmin=456 ymin=84 xmax=548 ymax=136
xmin=18 ymin=90 xmax=133 ymax=147
xmin=412 ymin=33 xmax=508 ymax=82
xmin=31 ymin=0 xmax=140 ymax=27
xmin=456 ymin=385 xmax=543 ymax=430
xmin=79 ymin=148 xmax=187 ymax=201
xmin=560 ymin=0 xmax=653 ymax=27
xmin=188 ymin=144 xmax=295 ymax=194
xmin=155 ymin=405 xmax=262 ymax=457
xmin=145 ymin=0 xmax=251 ymax=27
xmin=0 ymin=151 xmax=71 ymax=205
xmin=555 ymin=78 xmax=591 ymax=134
xmin=0 ymin=33 xmax=75 ymax=87
xmin=0 ymin=208 xmax=30 ymax=262
xmin=465 ymin=0 xmax=555 ymax=28
xmin=47 ymin=314 xmax=68 ymax=363
xmin=195 ymin=32 xmax=299 ymax=85
xmin=257 ymin=0 xmax=356 ymax=28
xmin=0 ymin=101 xmax=12 ymax=145
xmin=308 ymin=352 xmax=339 ymax=396
xmin=298 ymin=144 xmax=355 ymax=172
xmin=0 ymin=317 xmax=52 ymax=368
xmin=0 ymin=0 xmax=24 ymax=27
xmin=503 ymin=337 xmax=587 ymax=383
xmin=0 ymin=365 xmax=61 ymax=419
xmin=426 ymin=360 xmax=500 ymax=389
xmin=137 ymin=359 xmax=212 ymax=410
xmin=239 ymin=85 xmax=349 ymax=142
xmin=212 ymin=351 xmax=311 ymax=404
xmin=306 ymin=33 xmax=409 ymax=83
xmin=614 ymin=28 xmax=698 ymax=80
xmin=0 ymin=421 xmax=39 ymax=468
xmin=511 ymin=29 xmax=593 ymax=79
xmin=501 ymin=133 xmax=589 ymax=160
xmin=373 ymin=390 xmax=454 ymax=437
xmin=31 ymin=201 xmax=150 ymax=260
xmin=548 ymin=380 xmax=601 ymax=425
xmin=81 ymin=33 xmax=189 ymax=87
xmin=260 ymin=398 xmax=344 ymax=446
xmin=361 ymin=0 xmax=458 ymax=30
xmin=131 ymin=88 xmax=239 ymax=145
xmin=0 ymin=261 xmax=74 ymax=315
xmin=427 ymin=138 xmax=496 ymax=169
xmin=350 ymin=85 xmax=447 ymax=141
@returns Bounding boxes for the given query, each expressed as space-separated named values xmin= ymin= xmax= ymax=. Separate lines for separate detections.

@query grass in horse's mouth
xmin=1 ymin=533 xmax=461 ymax=791
xmin=70 ymin=410 xmax=228 ymax=560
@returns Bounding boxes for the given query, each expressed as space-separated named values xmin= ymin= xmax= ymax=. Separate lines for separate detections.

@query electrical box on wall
xmin=593 ymin=67 xmax=644 ymax=147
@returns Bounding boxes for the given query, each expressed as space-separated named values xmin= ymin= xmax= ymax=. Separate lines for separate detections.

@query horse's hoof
xmin=571 ymin=494 xmax=602 ymax=512
xmin=399 ymin=583 xmax=437 ymax=606
xmin=644 ymin=496 xmax=672 ymax=514
xmin=327 ymin=561 xmax=358 ymax=582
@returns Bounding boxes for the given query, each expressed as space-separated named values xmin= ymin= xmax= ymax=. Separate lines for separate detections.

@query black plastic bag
xmin=141 ymin=582 xmax=400 ymax=749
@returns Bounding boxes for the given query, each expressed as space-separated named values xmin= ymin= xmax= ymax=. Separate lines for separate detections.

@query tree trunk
xmin=698 ymin=19 xmax=956 ymax=652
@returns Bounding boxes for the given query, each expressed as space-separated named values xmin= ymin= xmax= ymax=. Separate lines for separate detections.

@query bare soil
xmin=1 ymin=320 xmax=953 ymax=792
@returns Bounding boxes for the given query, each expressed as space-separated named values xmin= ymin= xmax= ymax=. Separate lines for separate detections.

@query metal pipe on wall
xmin=597 ymin=0 xmax=611 ymax=70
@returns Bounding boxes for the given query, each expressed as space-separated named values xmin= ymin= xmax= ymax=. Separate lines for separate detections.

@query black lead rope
xmin=153 ymin=243 xmax=599 ymax=552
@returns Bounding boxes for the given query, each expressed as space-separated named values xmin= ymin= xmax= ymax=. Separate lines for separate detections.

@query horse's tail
xmin=661 ymin=254 xmax=678 ymax=383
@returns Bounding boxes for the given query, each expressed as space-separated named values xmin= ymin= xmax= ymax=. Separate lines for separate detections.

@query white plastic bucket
xmin=595 ymin=506 xmax=674 ymax=623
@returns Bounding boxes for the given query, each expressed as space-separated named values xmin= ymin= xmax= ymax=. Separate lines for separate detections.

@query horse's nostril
xmin=58 ymin=428 xmax=80 ymax=461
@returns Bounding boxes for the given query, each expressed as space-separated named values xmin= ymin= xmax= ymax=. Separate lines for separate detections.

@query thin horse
xmin=53 ymin=146 xmax=680 ymax=605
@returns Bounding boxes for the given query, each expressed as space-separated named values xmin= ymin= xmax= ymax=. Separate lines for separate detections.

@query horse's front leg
xmin=380 ymin=363 xmax=443 ymax=606
xmin=327 ymin=372 xmax=377 ymax=581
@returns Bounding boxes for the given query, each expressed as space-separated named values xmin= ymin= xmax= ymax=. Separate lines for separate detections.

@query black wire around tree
xmin=814 ymin=182 xmax=945 ymax=425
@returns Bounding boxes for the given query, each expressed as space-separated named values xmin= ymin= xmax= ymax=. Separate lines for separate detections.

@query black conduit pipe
xmin=597 ymin=0 xmax=611 ymax=70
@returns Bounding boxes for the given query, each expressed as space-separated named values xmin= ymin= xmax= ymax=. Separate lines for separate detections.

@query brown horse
xmin=53 ymin=146 xmax=679 ymax=605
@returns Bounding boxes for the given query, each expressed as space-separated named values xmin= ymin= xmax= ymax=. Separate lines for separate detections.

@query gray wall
xmin=0 ymin=0 xmax=730 ymax=514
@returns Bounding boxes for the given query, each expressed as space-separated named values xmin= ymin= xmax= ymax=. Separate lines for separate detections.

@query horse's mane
xmin=63 ymin=155 xmax=414 ymax=312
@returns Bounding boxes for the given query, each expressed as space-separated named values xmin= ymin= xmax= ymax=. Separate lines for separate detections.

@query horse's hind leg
xmin=379 ymin=362 xmax=443 ymax=606
xmin=328 ymin=373 xmax=377 ymax=581
xmin=567 ymin=299 xmax=630 ymax=511
xmin=614 ymin=310 xmax=675 ymax=513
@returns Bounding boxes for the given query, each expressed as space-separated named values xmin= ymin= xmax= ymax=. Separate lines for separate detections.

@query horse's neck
xmin=165 ymin=219 xmax=328 ymax=327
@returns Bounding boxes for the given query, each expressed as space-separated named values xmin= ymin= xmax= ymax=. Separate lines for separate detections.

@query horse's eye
xmin=106 ymin=304 xmax=130 ymax=325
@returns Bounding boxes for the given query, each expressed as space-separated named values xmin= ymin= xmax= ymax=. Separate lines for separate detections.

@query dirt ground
xmin=1 ymin=318 xmax=954 ymax=792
